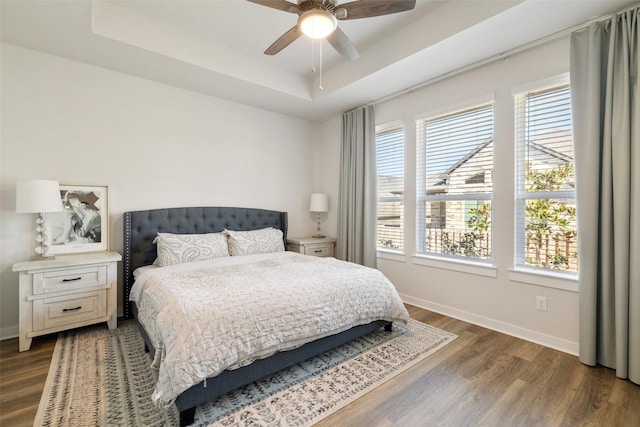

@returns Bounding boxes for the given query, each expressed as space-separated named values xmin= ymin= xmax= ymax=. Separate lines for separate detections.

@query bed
xmin=123 ymin=206 xmax=409 ymax=426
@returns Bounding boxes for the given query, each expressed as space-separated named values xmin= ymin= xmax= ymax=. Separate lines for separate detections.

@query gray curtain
xmin=570 ymin=6 xmax=639 ymax=384
xmin=337 ymin=105 xmax=377 ymax=267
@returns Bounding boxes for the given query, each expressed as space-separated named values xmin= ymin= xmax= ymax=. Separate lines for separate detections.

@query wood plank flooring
xmin=1 ymin=305 xmax=639 ymax=426
xmin=0 ymin=331 xmax=56 ymax=427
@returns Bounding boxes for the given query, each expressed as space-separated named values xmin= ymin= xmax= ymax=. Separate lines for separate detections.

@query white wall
xmin=2 ymin=37 xmax=583 ymax=354
xmin=0 ymin=43 xmax=321 ymax=338
xmin=311 ymin=115 xmax=342 ymax=236
xmin=320 ymin=36 xmax=580 ymax=354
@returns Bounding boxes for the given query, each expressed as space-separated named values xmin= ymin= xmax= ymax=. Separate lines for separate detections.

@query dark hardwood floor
xmin=1 ymin=305 xmax=639 ymax=426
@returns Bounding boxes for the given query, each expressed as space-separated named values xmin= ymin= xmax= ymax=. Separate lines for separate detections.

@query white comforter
xmin=130 ymin=251 xmax=409 ymax=407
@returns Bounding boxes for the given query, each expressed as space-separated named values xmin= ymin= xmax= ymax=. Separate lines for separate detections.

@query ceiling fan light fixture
xmin=298 ymin=9 xmax=337 ymax=39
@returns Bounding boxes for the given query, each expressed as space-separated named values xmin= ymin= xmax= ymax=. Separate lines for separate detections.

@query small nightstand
xmin=286 ymin=237 xmax=336 ymax=258
xmin=12 ymin=251 xmax=121 ymax=352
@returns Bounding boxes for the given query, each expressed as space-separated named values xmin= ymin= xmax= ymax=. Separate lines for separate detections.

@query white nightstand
xmin=286 ymin=237 xmax=336 ymax=257
xmin=12 ymin=251 xmax=121 ymax=352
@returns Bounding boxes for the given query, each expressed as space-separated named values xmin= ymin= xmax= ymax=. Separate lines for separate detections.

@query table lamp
xmin=309 ymin=193 xmax=328 ymax=238
xmin=16 ymin=180 xmax=62 ymax=258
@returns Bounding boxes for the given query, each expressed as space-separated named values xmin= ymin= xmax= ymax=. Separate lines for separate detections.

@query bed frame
xmin=123 ymin=206 xmax=391 ymax=426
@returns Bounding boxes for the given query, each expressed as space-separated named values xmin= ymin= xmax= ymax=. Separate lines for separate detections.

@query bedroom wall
xmin=1 ymin=37 xmax=583 ymax=354
xmin=319 ymin=36 xmax=581 ymax=354
xmin=0 ymin=43 xmax=320 ymax=338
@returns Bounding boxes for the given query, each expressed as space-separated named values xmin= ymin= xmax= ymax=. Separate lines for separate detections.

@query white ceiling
xmin=1 ymin=0 xmax=635 ymax=121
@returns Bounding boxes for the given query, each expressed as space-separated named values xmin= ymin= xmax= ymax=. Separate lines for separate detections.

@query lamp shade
xmin=16 ymin=180 xmax=62 ymax=213
xmin=309 ymin=193 xmax=329 ymax=213
xmin=298 ymin=9 xmax=337 ymax=39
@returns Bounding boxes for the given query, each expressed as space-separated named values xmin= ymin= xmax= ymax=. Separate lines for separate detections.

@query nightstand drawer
xmin=34 ymin=266 xmax=107 ymax=294
xmin=34 ymin=291 xmax=106 ymax=330
xmin=303 ymin=244 xmax=333 ymax=257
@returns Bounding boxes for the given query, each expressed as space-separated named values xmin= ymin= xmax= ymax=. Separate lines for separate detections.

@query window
xmin=514 ymin=80 xmax=577 ymax=273
xmin=376 ymin=124 xmax=404 ymax=251
xmin=416 ymin=103 xmax=494 ymax=260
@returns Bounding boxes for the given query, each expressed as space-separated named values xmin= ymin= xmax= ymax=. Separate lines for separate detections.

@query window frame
xmin=375 ymin=121 xmax=405 ymax=253
xmin=512 ymin=74 xmax=578 ymax=282
xmin=415 ymin=98 xmax=495 ymax=263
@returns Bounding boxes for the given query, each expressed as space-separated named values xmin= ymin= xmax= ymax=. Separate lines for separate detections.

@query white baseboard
xmin=401 ymin=293 xmax=579 ymax=356
xmin=0 ymin=325 xmax=18 ymax=341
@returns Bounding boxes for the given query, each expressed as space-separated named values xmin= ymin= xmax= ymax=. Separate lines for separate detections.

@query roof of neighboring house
xmin=441 ymin=137 xmax=493 ymax=178
xmin=427 ymin=129 xmax=573 ymax=187
xmin=528 ymin=141 xmax=573 ymax=164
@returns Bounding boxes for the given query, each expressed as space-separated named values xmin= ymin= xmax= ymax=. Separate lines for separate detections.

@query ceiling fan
xmin=247 ymin=0 xmax=417 ymax=61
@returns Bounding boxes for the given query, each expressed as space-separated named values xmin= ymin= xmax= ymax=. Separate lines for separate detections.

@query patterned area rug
xmin=35 ymin=319 xmax=456 ymax=427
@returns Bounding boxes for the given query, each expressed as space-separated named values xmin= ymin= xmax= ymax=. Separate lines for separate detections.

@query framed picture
xmin=46 ymin=184 xmax=109 ymax=255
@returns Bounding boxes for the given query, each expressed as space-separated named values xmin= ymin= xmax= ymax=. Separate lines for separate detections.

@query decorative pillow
xmin=153 ymin=232 xmax=230 ymax=267
xmin=225 ymin=227 xmax=284 ymax=256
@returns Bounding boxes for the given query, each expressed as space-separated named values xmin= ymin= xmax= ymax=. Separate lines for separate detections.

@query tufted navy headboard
xmin=123 ymin=206 xmax=288 ymax=318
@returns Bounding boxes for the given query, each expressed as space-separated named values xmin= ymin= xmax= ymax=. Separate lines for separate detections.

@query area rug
xmin=35 ymin=319 xmax=456 ymax=427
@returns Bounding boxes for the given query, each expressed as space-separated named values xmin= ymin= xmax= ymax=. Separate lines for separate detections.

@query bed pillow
xmin=225 ymin=227 xmax=284 ymax=256
xmin=153 ymin=232 xmax=230 ymax=267
xmin=133 ymin=264 xmax=158 ymax=280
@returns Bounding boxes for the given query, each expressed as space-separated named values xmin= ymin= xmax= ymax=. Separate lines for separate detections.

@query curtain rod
xmin=367 ymin=2 xmax=638 ymax=107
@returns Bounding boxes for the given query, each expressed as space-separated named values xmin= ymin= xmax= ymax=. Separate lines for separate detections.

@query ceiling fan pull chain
xmin=319 ymin=41 xmax=323 ymax=91
xmin=311 ymin=39 xmax=316 ymax=73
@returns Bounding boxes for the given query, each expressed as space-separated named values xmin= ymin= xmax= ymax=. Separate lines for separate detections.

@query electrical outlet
xmin=536 ymin=296 xmax=548 ymax=311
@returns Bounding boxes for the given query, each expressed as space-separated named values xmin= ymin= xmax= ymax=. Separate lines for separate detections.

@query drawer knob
xmin=314 ymin=249 xmax=322 ymax=253
xmin=62 ymin=277 xmax=82 ymax=282
xmin=62 ymin=306 xmax=82 ymax=312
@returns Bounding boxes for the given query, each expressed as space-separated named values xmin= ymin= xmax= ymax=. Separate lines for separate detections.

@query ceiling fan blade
xmin=326 ymin=27 xmax=359 ymax=60
xmin=246 ymin=0 xmax=299 ymax=14
xmin=336 ymin=0 xmax=416 ymax=20
xmin=264 ymin=25 xmax=304 ymax=55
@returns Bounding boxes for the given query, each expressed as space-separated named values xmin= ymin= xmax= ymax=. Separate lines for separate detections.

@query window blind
xmin=376 ymin=126 xmax=404 ymax=250
xmin=416 ymin=103 xmax=494 ymax=260
xmin=514 ymin=82 xmax=578 ymax=273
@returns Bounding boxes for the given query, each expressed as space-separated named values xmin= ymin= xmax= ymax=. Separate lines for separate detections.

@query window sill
xmin=412 ymin=254 xmax=497 ymax=278
xmin=377 ymin=249 xmax=406 ymax=263
xmin=509 ymin=267 xmax=578 ymax=292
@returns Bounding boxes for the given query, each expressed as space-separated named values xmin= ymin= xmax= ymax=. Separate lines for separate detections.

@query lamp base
xmin=312 ymin=234 xmax=326 ymax=238
xmin=34 ymin=212 xmax=54 ymax=259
